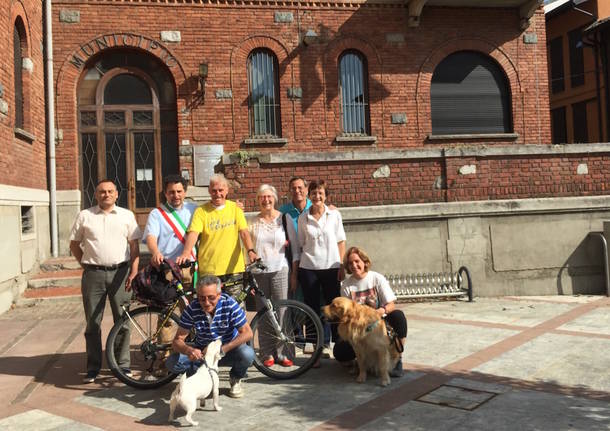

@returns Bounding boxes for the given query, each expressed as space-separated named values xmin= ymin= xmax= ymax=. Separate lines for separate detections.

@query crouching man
xmin=166 ymin=275 xmax=254 ymax=398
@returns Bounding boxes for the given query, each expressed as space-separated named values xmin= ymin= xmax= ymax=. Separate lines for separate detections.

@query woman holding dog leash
xmin=248 ymin=184 xmax=293 ymax=368
xmin=335 ymin=246 xmax=406 ymax=377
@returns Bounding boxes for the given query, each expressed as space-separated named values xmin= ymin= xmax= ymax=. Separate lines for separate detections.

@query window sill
xmin=15 ymin=128 xmax=36 ymax=143
xmin=243 ymin=137 xmax=287 ymax=145
xmin=335 ymin=135 xmax=377 ymax=144
xmin=427 ymin=133 xmax=518 ymax=141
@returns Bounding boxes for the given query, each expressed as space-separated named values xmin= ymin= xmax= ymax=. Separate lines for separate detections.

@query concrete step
xmin=27 ymin=269 xmax=82 ymax=289
xmin=21 ymin=285 xmax=81 ymax=299
xmin=40 ymin=256 xmax=81 ymax=272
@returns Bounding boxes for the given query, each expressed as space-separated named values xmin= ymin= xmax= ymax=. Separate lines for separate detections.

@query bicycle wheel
xmin=105 ymin=305 xmax=180 ymax=389
xmin=250 ymin=299 xmax=324 ymax=379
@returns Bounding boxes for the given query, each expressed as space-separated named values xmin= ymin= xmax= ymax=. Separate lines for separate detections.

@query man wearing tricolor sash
xmin=143 ymin=175 xmax=198 ymax=269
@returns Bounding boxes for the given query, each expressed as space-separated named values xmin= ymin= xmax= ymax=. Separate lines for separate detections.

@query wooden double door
xmin=79 ymin=67 xmax=168 ymax=226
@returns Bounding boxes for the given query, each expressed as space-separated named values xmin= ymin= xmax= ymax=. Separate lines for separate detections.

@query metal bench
xmin=385 ymin=266 xmax=473 ymax=302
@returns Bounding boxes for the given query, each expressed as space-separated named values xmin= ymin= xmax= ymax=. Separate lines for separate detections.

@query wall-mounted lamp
xmin=302 ymin=29 xmax=318 ymax=46
xmin=198 ymin=63 xmax=208 ymax=95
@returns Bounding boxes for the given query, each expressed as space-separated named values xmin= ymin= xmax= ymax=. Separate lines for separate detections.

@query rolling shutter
xmin=431 ymin=51 xmax=512 ymax=135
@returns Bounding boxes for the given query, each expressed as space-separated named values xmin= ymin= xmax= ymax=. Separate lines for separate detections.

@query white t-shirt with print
xmin=341 ymin=270 xmax=396 ymax=308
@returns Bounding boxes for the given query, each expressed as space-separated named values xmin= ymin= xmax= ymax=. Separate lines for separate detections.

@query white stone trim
xmin=0 ymin=184 xmax=49 ymax=205
xmin=222 ymin=143 xmax=610 ymax=165
xmin=339 ymin=195 xmax=610 ymax=223
xmin=56 ymin=190 xmax=81 ymax=206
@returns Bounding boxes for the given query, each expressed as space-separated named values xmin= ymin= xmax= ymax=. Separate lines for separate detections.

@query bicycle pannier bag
xmin=132 ymin=260 xmax=182 ymax=305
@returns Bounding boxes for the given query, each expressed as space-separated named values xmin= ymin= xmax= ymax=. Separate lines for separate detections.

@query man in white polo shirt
xmin=69 ymin=179 xmax=141 ymax=383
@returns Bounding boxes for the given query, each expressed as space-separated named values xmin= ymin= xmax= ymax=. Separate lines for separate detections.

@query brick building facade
xmin=0 ymin=0 xmax=49 ymax=313
xmin=47 ymin=0 xmax=610 ymax=296
xmin=2 ymin=0 xmax=610 ymax=310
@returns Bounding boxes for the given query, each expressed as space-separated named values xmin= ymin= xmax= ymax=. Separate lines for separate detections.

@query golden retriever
xmin=323 ymin=297 xmax=400 ymax=386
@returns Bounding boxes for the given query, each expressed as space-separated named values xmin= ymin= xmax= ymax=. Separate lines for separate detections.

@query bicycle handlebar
xmin=245 ymin=259 xmax=267 ymax=273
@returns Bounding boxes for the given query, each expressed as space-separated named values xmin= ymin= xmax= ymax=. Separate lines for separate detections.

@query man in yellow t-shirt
xmin=177 ymin=174 xmax=258 ymax=277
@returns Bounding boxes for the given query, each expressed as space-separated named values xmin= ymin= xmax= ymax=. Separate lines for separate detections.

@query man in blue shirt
xmin=143 ymin=175 xmax=198 ymax=267
xmin=166 ymin=275 xmax=254 ymax=398
xmin=279 ymin=177 xmax=311 ymax=291
xmin=279 ymin=176 xmax=311 ymax=233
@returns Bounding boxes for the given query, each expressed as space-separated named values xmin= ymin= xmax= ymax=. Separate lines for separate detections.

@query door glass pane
xmin=105 ymin=111 xmax=125 ymax=126
xmin=81 ymin=111 xmax=97 ymax=126
xmin=105 ymin=133 xmax=128 ymax=208
xmin=161 ymin=131 xmax=178 ymax=179
xmin=104 ymin=74 xmax=152 ymax=105
xmin=133 ymin=111 xmax=153 ymax=126
xmin=134 ymin=132 xmax=156 ymax=208
xmin=81 ymin=133 xmax=98 ymax=208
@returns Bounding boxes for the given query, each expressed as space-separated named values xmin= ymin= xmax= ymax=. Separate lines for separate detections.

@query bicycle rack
xmin=384 ymin=266 xmax=473 ymax=302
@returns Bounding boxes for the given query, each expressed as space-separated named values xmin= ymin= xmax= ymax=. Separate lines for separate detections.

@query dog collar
xmin=365 ymin=319 xmax=381 ymax=332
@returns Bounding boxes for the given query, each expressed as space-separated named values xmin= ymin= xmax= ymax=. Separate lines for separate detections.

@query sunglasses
xmin=198 ymin=294 xmax=219 ymax=303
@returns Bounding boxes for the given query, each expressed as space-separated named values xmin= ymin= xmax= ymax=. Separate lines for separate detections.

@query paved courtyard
xmin=0 ymin=295 xmax=609 ymax=430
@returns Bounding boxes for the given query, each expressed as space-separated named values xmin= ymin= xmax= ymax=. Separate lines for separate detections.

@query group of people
xmin=68 ymin=172 xmax=406 ymax=398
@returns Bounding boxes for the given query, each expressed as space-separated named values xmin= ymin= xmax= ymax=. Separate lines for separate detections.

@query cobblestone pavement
xmin=0 ymin=295 xmax=609 ymax=430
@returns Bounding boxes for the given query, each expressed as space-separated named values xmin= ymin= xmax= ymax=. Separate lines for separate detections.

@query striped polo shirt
xmin=178 ymin=293 xmax=247 ymax=348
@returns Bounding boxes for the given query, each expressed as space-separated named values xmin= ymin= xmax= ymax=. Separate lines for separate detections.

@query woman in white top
xmin=248 ymin=184 xmax=293 ymax=367
xmin=336 ymin=246 xmax=407 ymax=377
xmin=290 ymin=180 xmax=346 ymax=366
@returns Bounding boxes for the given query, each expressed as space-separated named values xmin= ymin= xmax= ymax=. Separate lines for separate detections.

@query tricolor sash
xmin=158 ymin=203 xmax=198 ymax=283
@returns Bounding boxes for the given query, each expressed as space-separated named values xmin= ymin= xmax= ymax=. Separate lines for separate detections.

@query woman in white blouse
xmin=249 ymin=184 xmax=293 ymax=367
xmin=290 ymin=179 xmax=346 ymax=366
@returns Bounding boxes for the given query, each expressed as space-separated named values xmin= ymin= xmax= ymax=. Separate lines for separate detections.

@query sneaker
xmin=389 ymin=359 xmax=404 ymax=378
xmin=121 ymin=368 xmax=133 ymax=378
xmin=322 ymin=346 xmax=332 ymax=359
xmin=229 ymin=377 xmax=244 ymax=398
xmin=82 ymin=370 xmax=98 ymax=384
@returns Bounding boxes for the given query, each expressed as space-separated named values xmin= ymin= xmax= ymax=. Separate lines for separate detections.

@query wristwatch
xmin=247 ymin=249 xmax=256 ymax=254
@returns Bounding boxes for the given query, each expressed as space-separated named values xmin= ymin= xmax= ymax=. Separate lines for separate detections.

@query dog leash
xmin=202 ymin=358 xmax=219 ymax=379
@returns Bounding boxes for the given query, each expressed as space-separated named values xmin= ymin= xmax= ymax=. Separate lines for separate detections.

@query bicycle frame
xmin=239 ymin=263 xmax=287 ymax=340
xmin=120 ymin=290 xmax=185 ymax=347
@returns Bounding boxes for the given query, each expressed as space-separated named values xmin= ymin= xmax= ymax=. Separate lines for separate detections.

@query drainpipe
xmin=44 ymin=0 xmax=58 ymax=257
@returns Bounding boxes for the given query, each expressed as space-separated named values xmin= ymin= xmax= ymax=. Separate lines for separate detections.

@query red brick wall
xmin=221 ymin=153 xmax=610 ymax=212
xmin=51 ymin=3 xmax=561 ymax=208
xmin=0 ymin=0 xmax=47 ymax=190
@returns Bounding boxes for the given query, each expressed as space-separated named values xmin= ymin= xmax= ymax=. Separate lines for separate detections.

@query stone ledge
xmin=221 ymin=143 xmax=610 ymax=165
xmin=243 ymin=137 xmax=288 ymax=145
xmin=0 ymin=185 xmax=50 ymax=205
xmin=14 ymin=128 xmax=35 ymax=143
xmin=339 ymin=195 xmax=610 ymax=223
xmin=428 ymin=133 xmax=519 ymax=141
xmin=335 ymin=135 xmax=377 ymax=144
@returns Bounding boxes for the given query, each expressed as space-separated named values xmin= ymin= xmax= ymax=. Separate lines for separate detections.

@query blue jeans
xmin=165 ymin=343 xmax=254 ymax=379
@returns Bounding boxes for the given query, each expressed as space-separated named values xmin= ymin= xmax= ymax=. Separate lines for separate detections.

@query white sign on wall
xmin=193 ymin=145 xmax=223 ymax=186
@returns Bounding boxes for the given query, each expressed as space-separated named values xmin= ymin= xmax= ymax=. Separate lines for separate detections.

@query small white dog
xmin=168 ymin=339 xmax=223 ymax=426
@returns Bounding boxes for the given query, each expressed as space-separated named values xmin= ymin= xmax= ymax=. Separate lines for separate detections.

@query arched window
xmin=13 ymin=19 xmax=26 ymax=130
xmin=247 ymin=49 xmax=281 ymax=137
xmin=339 ymin=51 xmax=370 ymax=135
xmin=431 ymin=51 xmax=512 ymax=135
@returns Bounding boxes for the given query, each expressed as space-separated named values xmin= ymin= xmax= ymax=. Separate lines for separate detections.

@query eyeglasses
xmin=198 ymin=294 xmax=219 ymax=303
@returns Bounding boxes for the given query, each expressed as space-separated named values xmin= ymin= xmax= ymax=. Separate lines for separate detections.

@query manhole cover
xmin=417 ymin=385 xmax=497 ymax=410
